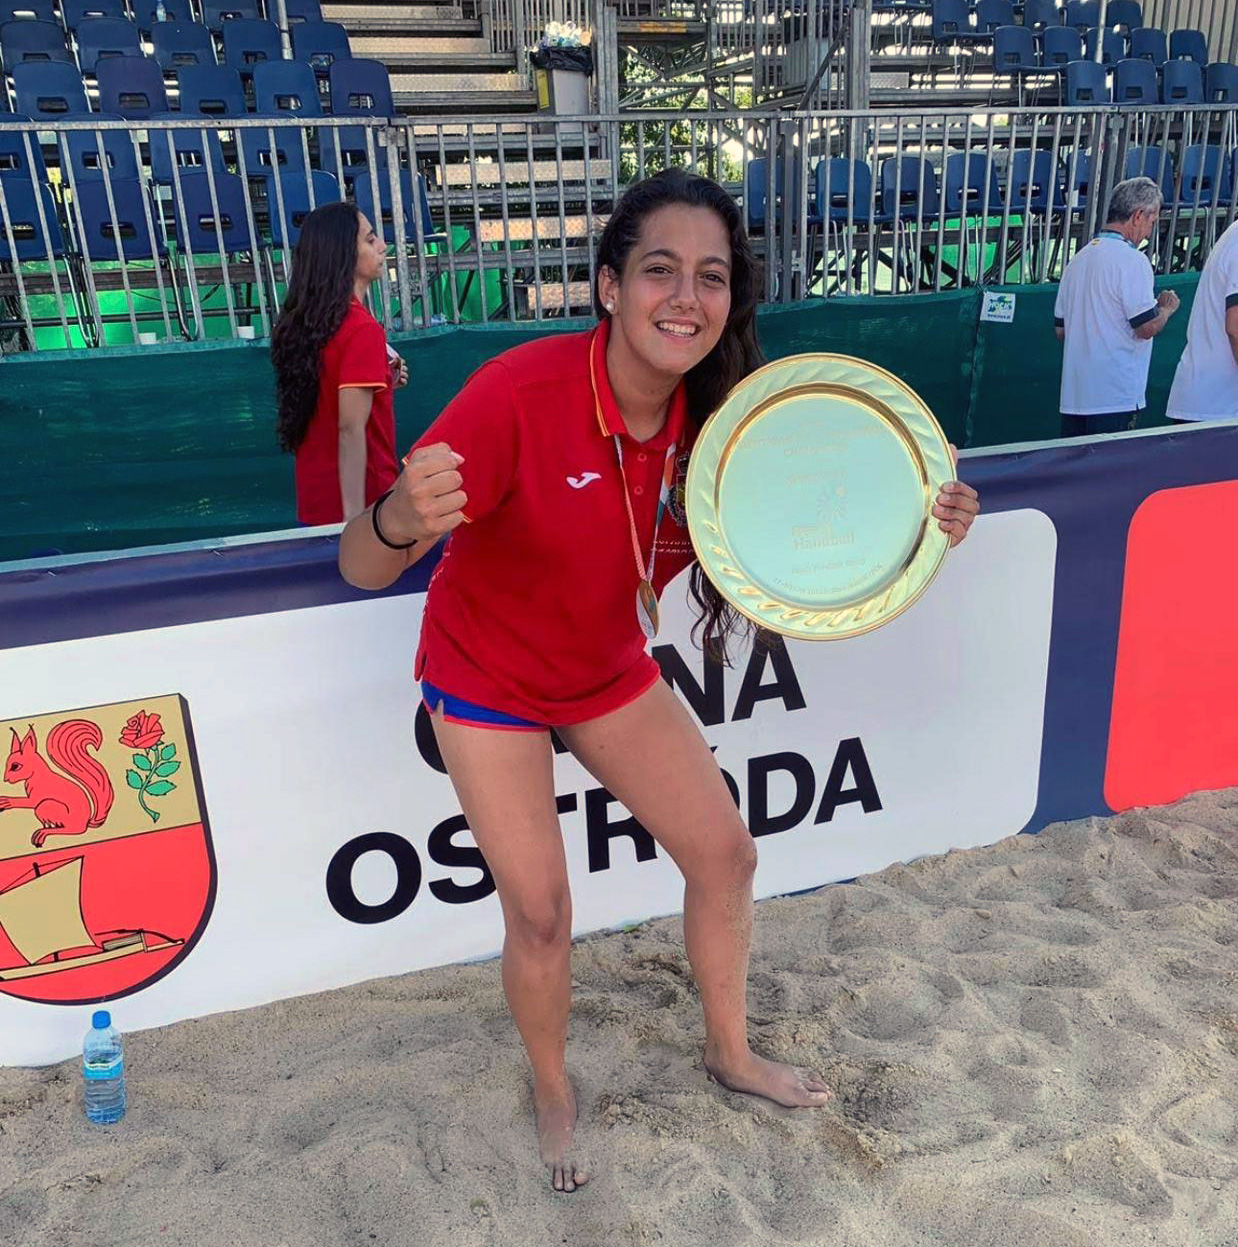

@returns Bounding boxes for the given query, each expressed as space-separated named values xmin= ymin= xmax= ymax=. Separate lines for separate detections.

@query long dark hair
xmin=271 ymin=200 xmax=361 ymax=453
xmin=594 ymin=167 xmax=767 ymax=664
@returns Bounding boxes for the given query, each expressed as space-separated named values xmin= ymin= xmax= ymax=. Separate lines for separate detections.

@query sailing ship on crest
xmin=0 ymin=856 xmax=182 ymax=982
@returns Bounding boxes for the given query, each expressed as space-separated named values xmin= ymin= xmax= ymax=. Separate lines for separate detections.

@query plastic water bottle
xmin=83 ymin=1010 xmax=126 ymax=1124
xmin=155 ymin=0 xmax=166 ymax=21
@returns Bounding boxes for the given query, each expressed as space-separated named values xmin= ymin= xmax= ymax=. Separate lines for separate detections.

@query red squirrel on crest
xmin=0 ymin=722 xmax=115 ymax=848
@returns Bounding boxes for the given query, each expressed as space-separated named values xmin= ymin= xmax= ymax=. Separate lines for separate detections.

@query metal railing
xmin=1 ymin=104 xmax=1235 ymax=351
xmin=705 ymin=0 xmax=853 ymax=106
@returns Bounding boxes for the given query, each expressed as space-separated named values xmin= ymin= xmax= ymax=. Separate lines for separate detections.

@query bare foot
xmin=703 ymin=1046 xmax=833 ymax=1108
xmin=534 ymin=1079 xmax=590 ymax=1193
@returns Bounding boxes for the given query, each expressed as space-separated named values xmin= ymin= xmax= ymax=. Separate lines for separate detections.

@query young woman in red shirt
xmin=273 ymin=201 xmax=408 ymax=525
xmin=339 ymin=170 xmax=980 ymax=1192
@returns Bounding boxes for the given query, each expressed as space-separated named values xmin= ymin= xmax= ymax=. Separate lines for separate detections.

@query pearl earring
xmin=605 ymin=302 xmax=615 ymax=313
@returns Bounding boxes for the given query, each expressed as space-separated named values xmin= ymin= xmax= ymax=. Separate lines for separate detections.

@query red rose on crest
xmin=120 ymin=711 xmax=164 ymax=751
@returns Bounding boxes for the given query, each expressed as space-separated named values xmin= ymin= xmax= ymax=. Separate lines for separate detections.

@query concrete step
xmin=435 ymin=156 xmax=612 ymax=188
xmin=869 ymin=85 xmax=1027 ymax=106
xmin=476 ymin=213 xmax=608 ymax=244
xmin=381 ymin=51 xmax=519 ymax=71
xmin=392 ymin=70 xmax=527 ymax=92
xmin=323 ymin=2 xmax=464 ymax=19
xmin=349 ymin=34 xmax=491 ymax=56
xmin=403 ymin=122 xmax=604 ymax=153
xmin=513 ymin=279 xmax=592 ymax=314
xmin=330 ymin=14 xmax=482 ymax=36
xmin=394 ymin=88 xmax=538 ymax=113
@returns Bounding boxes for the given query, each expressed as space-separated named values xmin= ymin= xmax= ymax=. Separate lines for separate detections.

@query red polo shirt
xmin=295 ymin=298 xmax=399 ymax=524
xmin=409 ymin=320 xmax=698 ymax=725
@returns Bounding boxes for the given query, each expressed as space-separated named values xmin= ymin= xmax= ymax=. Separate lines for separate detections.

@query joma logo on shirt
xmin=566 ymin=472 xmax=602 ymax=490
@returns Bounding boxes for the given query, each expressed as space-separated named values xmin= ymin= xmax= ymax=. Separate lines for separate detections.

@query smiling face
xmin=354 ymin=212 xmax=387 ymax=287
xmin=597 ymin=203 xmax=733 ymax=385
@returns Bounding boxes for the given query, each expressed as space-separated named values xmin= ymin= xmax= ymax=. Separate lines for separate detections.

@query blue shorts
xmin=421 ymin=680 xmax=545 ymax=732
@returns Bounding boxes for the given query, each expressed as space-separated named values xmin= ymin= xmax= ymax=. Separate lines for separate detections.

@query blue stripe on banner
xmin=0 ymin=531 xmax=442 ymax=651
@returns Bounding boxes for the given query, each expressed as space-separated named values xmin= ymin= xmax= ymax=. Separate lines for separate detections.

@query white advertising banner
xmin=0 ymin=509 xmax=1054 ymax=1065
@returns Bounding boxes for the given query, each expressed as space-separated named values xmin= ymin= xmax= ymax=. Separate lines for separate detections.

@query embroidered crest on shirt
xmin=665 ymin=451 xmax=690 ymax=527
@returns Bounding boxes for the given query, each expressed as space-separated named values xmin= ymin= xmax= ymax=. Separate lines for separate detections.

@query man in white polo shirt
xmin=1054 ymin=177 xmax=1180 ymax=437
xmin=1166 ymin=219 xmax=1238 ymax=424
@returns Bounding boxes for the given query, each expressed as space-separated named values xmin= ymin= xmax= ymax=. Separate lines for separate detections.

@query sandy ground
xmin=2 ymin=790 xmax=1238 ymax=1247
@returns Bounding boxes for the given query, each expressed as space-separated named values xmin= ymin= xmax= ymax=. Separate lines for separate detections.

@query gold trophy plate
xmin=686 ymin=353 xmax=953 ymax=641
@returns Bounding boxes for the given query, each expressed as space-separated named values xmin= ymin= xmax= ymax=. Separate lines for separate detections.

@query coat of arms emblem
xmin=0 ymin=694 xmax=214 ymax=1005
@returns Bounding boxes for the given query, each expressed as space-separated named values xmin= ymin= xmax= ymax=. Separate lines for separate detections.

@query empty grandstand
xmin=0 ymin=0 xmax=1235 ymax=349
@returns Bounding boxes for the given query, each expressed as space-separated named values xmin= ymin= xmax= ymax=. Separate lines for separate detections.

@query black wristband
xmin=371 ymin=490 xmax=418 ymax=550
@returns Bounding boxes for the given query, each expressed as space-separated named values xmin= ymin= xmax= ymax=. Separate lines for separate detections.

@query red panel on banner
xmin=1106 ymin=480 xmax=1238 ymax=809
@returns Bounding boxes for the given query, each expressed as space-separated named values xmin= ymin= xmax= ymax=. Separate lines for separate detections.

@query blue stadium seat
xmin=1128 ymin=27 xmax=1166 ymax=64
xmin=75 ymin=17 xmax=141 ymax=74
xmin=931 ymin=0 xmax=975 ymax=45
xmin=0 ymin=177 xmax=65 ymax=260
xmin=1007 ymin=149 xmax=1065 ymax=214
xmin=264 ymin=167 xmax=340 ymax=246
xmin=329 ymin=58 xmax=392 ymax=116
xmin=58 ymin=113 xmax=141 ymax=181
xmin=880 ymin=156 xmax=940 ymax=219
xmin=12 ymin=59 xmax=90 ymax=114
xmin=815 ymin=158 xmax=881 ymax=224
xmin=742 ymin=157 xmax=817 ymax=232
xmin=169 ymin=169 xmax=258 ymax=254
xmin=0 ymin=111 xmax=48 ymax=178
xmin=0 ymin=17 xmax=72 ymax=63
xmin=1180 ymin=145 xmax=1232 ymax=205
xmin=1124 ymin=145 xmax=1176 ymax=203
xmin=201 ymin=0 xmax=261 ymax=32
xmin=993 ymin=24 xmax=1036 ymax=73
xmin=1063 ymin=0 xmax=1098 ymax=31
xmin=75 ymin=177 xmax=166 ymax=259
xmin=238 ymin=118 xmax=310 ymax=174
xmin=292 ymin=20 xmax=351 ymax=73
xmin=944 ymin=151 xmax=1002 ymax=215
xmin=176 ymin=62 xmax=246 ymax=115
xmin=1169 ymin=29 xmax=1208 ymax=65
xmin=1206 ymin=62 xmax=1238 ymax=104
xmin=61 ymin=0 xmax=128 ymax=30
xmin=151 ymin=21 xmax=216 ymax=73
xmin=317 ymin=122 xmax=385 ymax=189
xmin=1161 ymin=58 xmax=1203 ymax=103
xmin=1041 ymin=26 xmax=1083 ymax=68
xmin=96 ymin=54 xmax=169 ymax=117
xmin=220 ymin=18 xmax=281 ymax=73
xmin=1107 ymin=1 xmax=1142 ymax=33
xmin=974 ymin=0 xmax=1013 ymax=38
xmin=147 ymin=113 xmax=227 ymax=182
xmin=1113 ymin=56 xmax=1156 ymax=103
xmin=0 ymin=1 xmax=57 ymax=22
xmin=1021 ymin=0 xmax=1059 ymax=33
xmin=1066 ymin=150 xmax=1092 ymax=213
xmin=282 ymin=0 xmax=322 ymax=24
xmin=350 ymin=166 xmax=442 ymax=247
xmin=1064 ymin=58 xmax=1109 ymax=103
xmin=137 ymin=0 xmax=195 ymax=31
xmin=1084 ymin=27 xmax=1125 ymax=65
xmin=252 ymin=59 xmax=322 ymax=115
